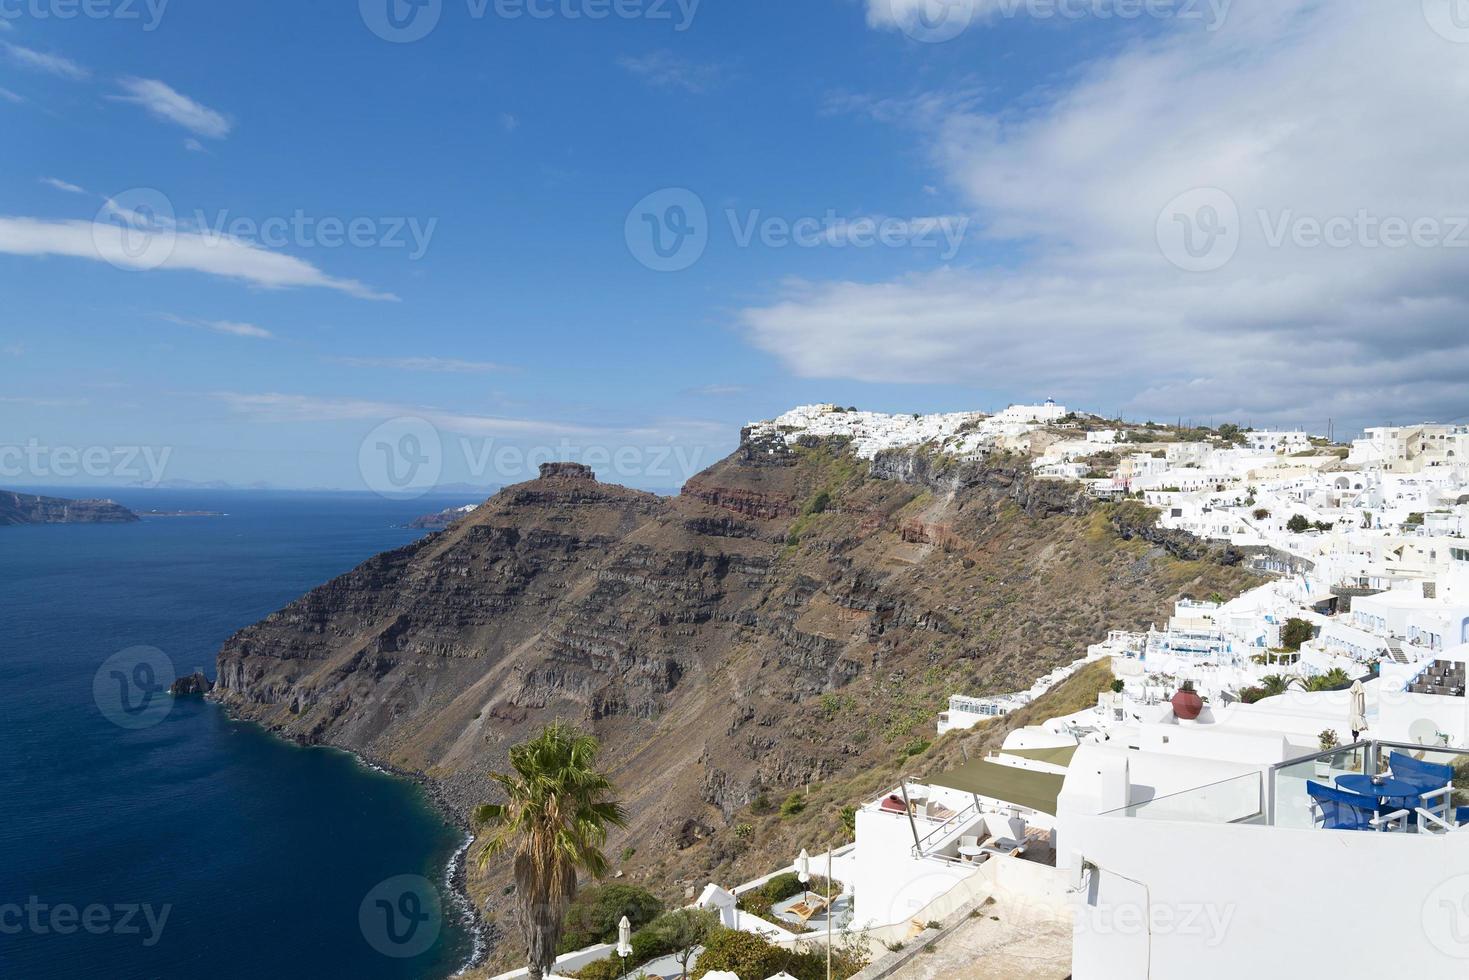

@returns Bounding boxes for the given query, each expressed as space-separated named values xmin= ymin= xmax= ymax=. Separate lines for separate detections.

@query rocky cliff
xmin=0 ymin=490 xmax=139 ymax=526
xmin=211 ymin=442 xmax=1256 ymax=940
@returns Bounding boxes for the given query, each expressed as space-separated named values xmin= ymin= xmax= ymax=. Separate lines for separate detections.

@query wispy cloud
xmin=0 ymin=87 xmax=23 ymax=104
xmin=499 ymin=112 xmax=519 ymax=133
xmin=161 ymin=313 xmax=273 ymax=339
xmin=113 ymin=78 xmax=230 ymax=139
xmin=0 ymin=395 xmax=89 ymax=408
xmin=616 ymin=51 xmax=722 ymax=93
xmin=0 ymin=216 xmax=397 ymax=301
xmin=2 ymin=343 xmax=23 ymax=357
xmin=334 ymin=356 xmax=512 ymax=374
xmin=39 ymin=177 xmax=85 ymax=194
xmin=213 ymin=392 xmax=610 ymax=438
xmin=2 ymin=42 xmax=88 ymax=80
xmin=685 ymin=384 xmax=750 ymax=397
xmin=183 ymin=137 xmax=206 ymax=153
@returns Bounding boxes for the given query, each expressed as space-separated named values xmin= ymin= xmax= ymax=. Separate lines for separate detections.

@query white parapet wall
xmin=1068 ymin=813 xmax=1469 ymax=979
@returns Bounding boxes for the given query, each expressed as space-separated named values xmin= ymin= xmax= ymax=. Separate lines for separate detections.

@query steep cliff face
xmin=212 ymin=443 xmax=1255 ymax=922
xmin=0 ymin=490 xmax=139 ymax=526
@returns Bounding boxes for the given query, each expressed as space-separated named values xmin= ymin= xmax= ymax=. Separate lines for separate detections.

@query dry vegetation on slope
xmin=209 ymin=435 xmax=1257 ymax=968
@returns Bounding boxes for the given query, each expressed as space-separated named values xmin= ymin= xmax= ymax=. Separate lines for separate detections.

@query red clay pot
xmin=1171 ymin=689 xmax=1203 ymax=720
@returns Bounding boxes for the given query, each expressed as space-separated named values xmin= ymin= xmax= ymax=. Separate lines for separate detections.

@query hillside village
xmin=498 ymin=403 xmax=1469 ymax=980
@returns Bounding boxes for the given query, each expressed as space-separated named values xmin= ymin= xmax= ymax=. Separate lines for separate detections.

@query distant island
xmin=0 ymin=490 xmax=140 ymax=526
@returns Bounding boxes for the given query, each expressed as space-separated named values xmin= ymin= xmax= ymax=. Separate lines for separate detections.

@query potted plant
xmin=1171 ymin=681 xmax=1203 ymax=721
xmin=1315 ymin=730 xmax=1340 ymax=777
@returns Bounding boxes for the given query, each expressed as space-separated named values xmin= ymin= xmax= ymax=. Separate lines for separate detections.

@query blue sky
xmin=3 ymin=1 xmax=1468 ymax=492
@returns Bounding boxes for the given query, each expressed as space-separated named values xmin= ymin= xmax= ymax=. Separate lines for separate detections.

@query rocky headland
xmin=0 ymin=490 xmax=139 ymax=526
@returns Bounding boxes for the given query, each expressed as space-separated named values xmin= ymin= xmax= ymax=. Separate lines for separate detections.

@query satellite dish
xmin=1408 ymin=719 xmax=1439 ymax=746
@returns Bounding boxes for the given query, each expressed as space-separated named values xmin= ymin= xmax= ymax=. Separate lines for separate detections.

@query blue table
xmin=1336 ymin=774 xmax=1421 ymax=808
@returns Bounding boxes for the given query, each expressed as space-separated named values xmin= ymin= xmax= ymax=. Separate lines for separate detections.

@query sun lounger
xmin=785 ymin=895 xmax=830 ymax=924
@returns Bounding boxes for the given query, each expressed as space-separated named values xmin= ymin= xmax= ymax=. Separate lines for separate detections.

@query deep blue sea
xmin=0 ymin=489 xmax=489 ymax=979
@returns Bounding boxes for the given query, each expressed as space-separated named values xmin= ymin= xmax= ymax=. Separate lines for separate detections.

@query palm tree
xmin=474 ymin=723 xmax=627 ymax=980
xmin=1259 ymin=674 xmax=1292 ymax=697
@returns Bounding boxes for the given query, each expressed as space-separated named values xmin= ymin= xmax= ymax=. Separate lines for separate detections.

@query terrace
xmin=1104 ymin=739 xmax=1469 ymax=835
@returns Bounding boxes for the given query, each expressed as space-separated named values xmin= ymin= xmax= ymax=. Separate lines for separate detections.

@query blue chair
xmin=1306 ymin=781 xmax=1408 ymax=832
xmin=1389 ymin=752 xmax=1458 ymax=822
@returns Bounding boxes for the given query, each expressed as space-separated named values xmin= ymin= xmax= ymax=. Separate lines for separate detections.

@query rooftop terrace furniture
xmin=927 ymin=801 xmax=958 ymax=822
xmin=1307 ymin=781 xmax=1408 ymax=832
xmin=1390 ymin=752 xmax=1458 ymax=821
xmin=784 ymin=895 xmax=830 ymax=925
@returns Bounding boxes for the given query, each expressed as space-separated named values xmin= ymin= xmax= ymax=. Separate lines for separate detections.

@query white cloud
xmin=2 ymin=42 xmax=88 ymax=80
xmin=0 ymin=87 xmax=22 ymax=103
xmin=499 ymin=112 xmax=519 ymax=133
xmin=745 ymin=3 xmax=1469 ymax=431
xmin=114 ymin=78 xmax=231 ymax=139
xmin=335 ymin=356 xmax=512 ymax=374
xmin=183 ymin=138 xmax=206 ymax=153
xmin=161 ymin=314 xmax=273 ymax=339
xmin=39 ymin=177 xmax=85 ymax=194
xmin=0 ymin=216 xmax=397 ymax=301
xmin=2 ymin=343 xmax=23 ymax=357
xmin=617 ymin=51 xmax=722 ymax=93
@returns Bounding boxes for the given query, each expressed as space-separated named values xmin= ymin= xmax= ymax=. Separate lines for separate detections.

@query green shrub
xmin=558 ymin=884 xmax=664 ymax=953
xmin=780 ymin=793 xmax=806 ymax=817
xmin=839 ymin=804 xmax=857 ymax=833
xmin=692 ymin=928 xmax=791 ymax=980
xmin=903 ymin=738 xmax=931 ymax=757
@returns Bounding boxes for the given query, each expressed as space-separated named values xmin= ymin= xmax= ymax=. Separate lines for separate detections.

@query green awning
xmin=928 ymin=759 xmax=1066 ymax=816
xmin=1001 ymin=745 xmax=1078 ymax=768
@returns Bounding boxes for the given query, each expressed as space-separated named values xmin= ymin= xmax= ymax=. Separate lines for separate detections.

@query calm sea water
xmin=0 ymin=489 xmax=488 ymax=979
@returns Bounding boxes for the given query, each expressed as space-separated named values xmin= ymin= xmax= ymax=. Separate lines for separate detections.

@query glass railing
xmin=1270 ymin=744 xmax=1368 ymax=829
xmin=1103 ymin=771 xmax=1264 ymax=824
xmin=1270 ymin=741 xmax=1469 ymax=829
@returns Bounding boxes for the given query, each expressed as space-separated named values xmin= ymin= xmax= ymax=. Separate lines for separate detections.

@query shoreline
xmin=211 ymin=699 xmax=493 ymax=975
